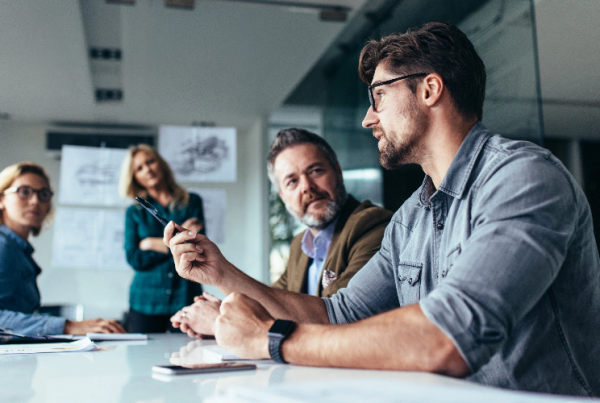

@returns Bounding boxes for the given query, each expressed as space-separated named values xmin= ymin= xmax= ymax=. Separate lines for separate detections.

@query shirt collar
xmin=301 ymin=215 xmax=340 ymax=259
xmin=0 ymin=224 xmax=34 ymax=255
xmin=419 ymin=121 xmax=492 ymax=204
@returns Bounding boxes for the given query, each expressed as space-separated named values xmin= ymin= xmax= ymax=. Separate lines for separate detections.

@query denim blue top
xmin=302 ymin=216 xmax=339 ymax=296
xmin=0 ymin=224 xmax=65 ymax=335
xmin=323 ymin=122 xmax=600 ymax=397
xmin=124 ymin=193 xmax=204 ymax=315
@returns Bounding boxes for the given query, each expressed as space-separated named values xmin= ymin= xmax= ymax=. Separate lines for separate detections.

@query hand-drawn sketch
xmin=59 ymin=145 xmax=131 ymax=207
xmin=51 ymin=207 xmax=129 ymax=270
xmin=159 ymin=126 xmax=237 ymax=182
xmin=187 ymin=188 xmax=226 ymax=244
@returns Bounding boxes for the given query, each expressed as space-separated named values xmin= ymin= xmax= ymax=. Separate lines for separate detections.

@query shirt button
xmin=168 ymin=272 xmax=173 ymax=278
xmin=437 ymin=223 xmax=444 ymax=230
xmin=165 ymin=289 xmax=171 ymax=295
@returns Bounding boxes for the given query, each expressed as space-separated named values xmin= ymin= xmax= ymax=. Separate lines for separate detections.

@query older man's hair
xmin=267 ymin=128 xmax=340 ymax=189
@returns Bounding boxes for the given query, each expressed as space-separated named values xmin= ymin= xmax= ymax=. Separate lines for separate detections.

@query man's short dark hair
xmin=359 ymin=21 xmax=486 ymax=120
xmin=267 ymin=128 xmax=340 ymax=189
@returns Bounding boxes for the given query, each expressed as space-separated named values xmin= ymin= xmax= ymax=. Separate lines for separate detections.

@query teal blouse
xmin=124 ymin=193 xmax=204 ymax=316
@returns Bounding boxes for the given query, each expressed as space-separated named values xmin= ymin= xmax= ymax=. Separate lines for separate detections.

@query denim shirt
xmin=0 ymin=225 xmax=65 ymax=335
xmin=323 ymin=122 xmax=600 ymax=396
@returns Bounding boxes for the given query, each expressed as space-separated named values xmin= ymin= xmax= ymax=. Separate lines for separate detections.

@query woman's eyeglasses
xmin=3 ymin=186 xmax=54 ymax=203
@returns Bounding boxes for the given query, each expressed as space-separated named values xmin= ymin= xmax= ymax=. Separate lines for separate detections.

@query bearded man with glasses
xmin=165 ymin=22 xmax=600 ymax=397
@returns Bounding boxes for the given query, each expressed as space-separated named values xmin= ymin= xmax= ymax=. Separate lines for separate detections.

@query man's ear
xmin=421 ymin=73 xmax=444 ymax=107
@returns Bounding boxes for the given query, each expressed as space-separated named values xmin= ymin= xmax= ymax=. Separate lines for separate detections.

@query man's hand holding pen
xmin=163 ymin=221 xmax=232 ymax=287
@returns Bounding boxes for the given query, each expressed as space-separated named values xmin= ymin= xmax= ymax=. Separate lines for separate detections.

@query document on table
xmin=205 ymin=378 xmax=599 ymax=403
xmin=0 ymin=337 xmax=96 ymax=355
xmin=48 ymin=333 xmax=147 ymax=341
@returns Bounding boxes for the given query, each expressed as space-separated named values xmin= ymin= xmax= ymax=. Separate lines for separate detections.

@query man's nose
xmin=362 ymin=106 xmax=379 ymax=128
xmin=298 ymin=175 xmax=313 ymax=193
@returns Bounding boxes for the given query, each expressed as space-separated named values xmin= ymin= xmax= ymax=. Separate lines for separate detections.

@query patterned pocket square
xmin=322 ymin=269 xmax=337 ymax=290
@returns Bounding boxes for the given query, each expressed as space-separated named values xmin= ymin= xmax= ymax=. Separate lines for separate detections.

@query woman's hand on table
xmin=64 ymin=318 xmax=126 ymax=335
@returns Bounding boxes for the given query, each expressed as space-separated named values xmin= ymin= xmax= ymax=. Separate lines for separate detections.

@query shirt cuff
xmin=419 ymin=290 xmax=503 ymax=373
xmin=43 ymin=316 xmax=67 ymax=335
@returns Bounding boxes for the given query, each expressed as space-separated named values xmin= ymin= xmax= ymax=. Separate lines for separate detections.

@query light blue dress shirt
xmin=323 ymin=123 xmax=600 ymax=396
xmin=301 ymin=216 xmax=339 ymax=296
xmin=0 ymin=224 xmax=65 ymax=335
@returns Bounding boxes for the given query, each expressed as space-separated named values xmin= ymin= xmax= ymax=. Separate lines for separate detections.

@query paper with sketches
xmin=0 ymin=337 xmax=97 ymax=355
xmin=51 ymin=207 xmax=128 ymax=270
xmin=187 ymin=188 xmax=226 ymax=244
xmin=206 ymin=378 xmax=598 ymax=403
xmin=59 ymin=145 xmax=130 ymax=207
xmin=159 ymin=126 xmax=236 ymax=182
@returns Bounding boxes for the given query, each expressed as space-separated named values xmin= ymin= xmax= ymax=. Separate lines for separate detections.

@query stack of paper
xmin=0 ymin=337 xmax=96 ymax=355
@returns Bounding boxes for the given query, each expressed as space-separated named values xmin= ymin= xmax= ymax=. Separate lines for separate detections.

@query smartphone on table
xmin=152 ymin=362 xmax=257 ymax=375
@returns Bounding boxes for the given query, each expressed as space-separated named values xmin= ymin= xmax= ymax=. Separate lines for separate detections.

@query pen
xmin=135 ymin=196 xmax=183 ymax=238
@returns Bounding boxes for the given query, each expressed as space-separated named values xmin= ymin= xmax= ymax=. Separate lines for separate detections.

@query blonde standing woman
xmin=120 ymin=144 xmax=204 ymax=333
xmin=0 ymin=162 xmax=125 ymax=336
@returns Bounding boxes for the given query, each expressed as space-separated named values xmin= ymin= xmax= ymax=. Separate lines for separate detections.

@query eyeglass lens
xmin=16 ymin=186 xmax=53 ymax=202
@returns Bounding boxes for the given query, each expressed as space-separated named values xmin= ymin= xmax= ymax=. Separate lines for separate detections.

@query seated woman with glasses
xmin=0 ymin=162 xmax=125 ymax=336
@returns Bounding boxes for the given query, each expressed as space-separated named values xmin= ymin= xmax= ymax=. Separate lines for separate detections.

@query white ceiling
xmin=0 ymin=0 xmax=366 ymax=132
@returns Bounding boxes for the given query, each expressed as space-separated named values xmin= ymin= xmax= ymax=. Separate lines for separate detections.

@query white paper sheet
xmin=187 ymin=188 xmax=226 ymax=244
xmin=59 ymin=145 xmax=131 ymax=207
xmin=51 ymin=207 xmax=129 ymax=270
xmin=0 ymin=337 xmax=96 ymax=355
xmin=159 ymin=126 xmax=237 ymax=183
xmin=206 ymin=378 xmax=598 ymax=403
xmin=86 ymin=333 xmax=147 ymax=341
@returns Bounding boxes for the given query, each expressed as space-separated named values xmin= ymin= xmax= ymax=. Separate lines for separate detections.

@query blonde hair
xmin=119 ymin=144 xmax=189 ymax=208
xmin=0 ymin=162 xmax=54 ymax=236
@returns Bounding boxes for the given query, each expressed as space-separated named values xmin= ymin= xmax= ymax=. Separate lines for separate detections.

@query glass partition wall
xmin=269 ymin=0 xmax=544 ymax=282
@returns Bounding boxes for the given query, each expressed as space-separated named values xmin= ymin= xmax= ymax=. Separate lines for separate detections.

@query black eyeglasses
xmin=367 ymin=73 xmax=428 ymax=112
xmin=3 ymin=186 xmax=54 ymax=203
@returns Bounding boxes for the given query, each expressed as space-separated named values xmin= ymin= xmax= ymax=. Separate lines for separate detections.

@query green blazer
xmin=272 ymin=195 xmax=393 ymax=297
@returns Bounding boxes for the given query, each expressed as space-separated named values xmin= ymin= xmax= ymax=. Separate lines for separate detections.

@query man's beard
xmin=377 ymin=99 xmax=428 ymax=170
xmin=285 ymin=175 xmax=347 ymax=231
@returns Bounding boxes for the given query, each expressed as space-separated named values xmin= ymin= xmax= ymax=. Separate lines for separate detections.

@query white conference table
xmin=0 ymin=333 xmax=488 ymax=403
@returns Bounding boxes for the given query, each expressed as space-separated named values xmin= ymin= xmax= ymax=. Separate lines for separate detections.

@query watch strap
xmin=267 ymin=320 xmax=296 ymax=364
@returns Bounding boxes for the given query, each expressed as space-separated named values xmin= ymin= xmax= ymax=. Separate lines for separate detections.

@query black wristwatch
xmin=267 ymin=319 xmax=296 ymax=364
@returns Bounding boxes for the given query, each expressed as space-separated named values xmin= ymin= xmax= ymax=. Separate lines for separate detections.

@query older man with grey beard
xmin=170 ymin=128 xmax=392 ymax=337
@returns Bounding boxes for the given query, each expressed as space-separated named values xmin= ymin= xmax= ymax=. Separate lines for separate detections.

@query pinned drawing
xmin=59 ymin=145 xmax=130 ymax=207
xmin=159 ymin=126 xmax=237 ymax=182
xmin=51 ymin=208 xmax=129 ymax=270
xmin=187 ymin=188 xmax=226 ymax=244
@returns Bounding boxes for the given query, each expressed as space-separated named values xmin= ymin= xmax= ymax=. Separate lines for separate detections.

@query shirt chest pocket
xmin=398 ymin=262 xmax=422 ymax=306
xmin=441 ymin=243 xmax=461 ymax=279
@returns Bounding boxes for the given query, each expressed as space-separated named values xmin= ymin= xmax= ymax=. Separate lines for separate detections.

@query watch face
xmin=268 ymin=320 xmax=295 ymax=336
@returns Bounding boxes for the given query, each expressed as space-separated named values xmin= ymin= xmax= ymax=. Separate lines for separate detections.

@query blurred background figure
xmin=0 ymin=162 xmax=125 ymax=335
xmin=120 ymin=144 xmax=205 ymax=333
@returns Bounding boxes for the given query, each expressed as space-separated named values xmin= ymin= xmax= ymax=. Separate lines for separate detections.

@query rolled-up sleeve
xmin=0 ymin=309 xmax=66 ymax=336
xmin=324 ymin=223 xmax=400 ymax=324
xmin=420 ymin=153 xmax=577 ymax=372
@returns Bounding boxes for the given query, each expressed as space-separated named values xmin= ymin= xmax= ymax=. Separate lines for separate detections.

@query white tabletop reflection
xmin=0 ymin=333 xmax=477 ymax=403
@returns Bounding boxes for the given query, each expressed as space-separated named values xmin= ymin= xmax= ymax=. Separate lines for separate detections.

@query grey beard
xmin=288 ymin=199 xmax=342 ymax=230
xmin=285 ymin=179 xmax=347 ymax=231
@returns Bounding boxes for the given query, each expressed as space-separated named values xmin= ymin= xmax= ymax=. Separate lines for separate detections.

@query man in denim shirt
xmin=166 ymin=22 xmax=600 ymax=396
